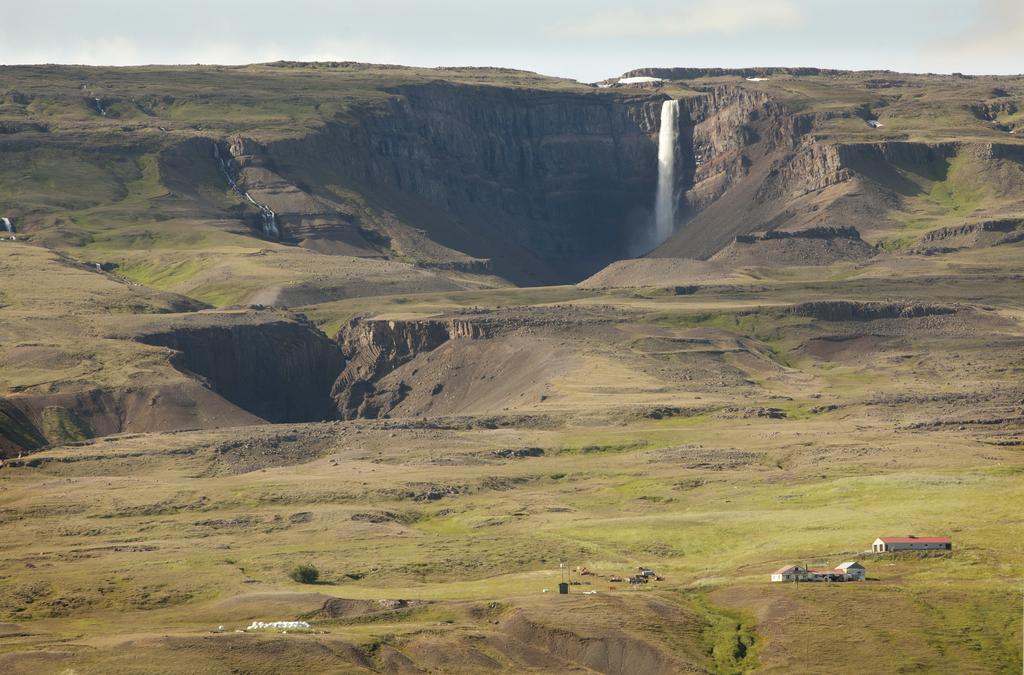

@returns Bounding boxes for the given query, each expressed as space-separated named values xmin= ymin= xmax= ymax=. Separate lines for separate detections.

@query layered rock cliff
xmin=136 ymin=316 xmax=345 ymax=423
xmin=207 ymin=81 xmax=832 ymax=282
xmin=258 ymin=83 xmax=666 ymax=283
xmin=153 ymin=74 xmax=1024 ymax=279
xmin=4 ymin=64 xmax=1023 ymax=286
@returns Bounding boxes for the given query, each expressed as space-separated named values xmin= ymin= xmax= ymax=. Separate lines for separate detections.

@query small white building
xmin=837 ymin=561 xmax=866 ymax=580
xmin=872 ymin=536 xmax=951 ymax=553
xmin=771 ymin=564 xmax=809 ymax=582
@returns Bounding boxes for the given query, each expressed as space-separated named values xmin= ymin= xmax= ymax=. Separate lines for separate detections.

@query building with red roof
xmin=771 ymin=565 xmax=809 ymax=582
xmin=770 ymin=561 xmax=866 ymax=583
xmin=872 ymin=536 xmax=951 ymax=553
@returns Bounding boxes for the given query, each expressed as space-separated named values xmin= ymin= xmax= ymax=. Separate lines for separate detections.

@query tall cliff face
xmin=654 ymin=111 xmax=1024 ymax=260
xmin=4 ymin=65 xmax=1023 ymax=285
xmin=152 ymin=74 xmax=1024 ymax=279
xmin=137 ymin=319 xmax=345 ymax=423
xmin=259 ymin=83 xmax=665 ymax=283
xmin=675 ymin=86 xmax=785 ymax=211
xmin=201 ymin=80 xmax=793 ymax=271
xmin=220 ymin=82 xmax=816 ymax=282
xmin=648 ymin=86 xmax=819 ymax=258
xmin=163 ymin=78 xmax=959 ymax=278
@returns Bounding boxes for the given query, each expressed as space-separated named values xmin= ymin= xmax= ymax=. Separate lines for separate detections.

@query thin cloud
xmin=563 ymin=0 xmax=803 ymax=38
xmin=922 ymin=0 xmax=1024 ymax=73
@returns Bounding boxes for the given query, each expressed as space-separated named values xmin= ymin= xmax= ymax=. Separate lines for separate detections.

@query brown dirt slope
xmin=576 ymin=258 xmax=735 ymax=289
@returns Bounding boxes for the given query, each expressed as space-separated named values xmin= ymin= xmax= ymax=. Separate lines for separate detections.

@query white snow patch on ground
xmin=745 ymin=77 xmax=770 ymax=82
xmin=619 ymin=76 xmax=663 ymax=84
xmin=246 ymin=620 xmax=312 ymax=632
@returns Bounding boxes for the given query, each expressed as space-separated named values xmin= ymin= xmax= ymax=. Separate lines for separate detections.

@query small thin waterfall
xmin=213 ymin=144 xmax=279 ymax=239
xmin=653 ymin=99 xmax=679 ymax=245
xmin=1 ymin=217 xmax=13 ymax=233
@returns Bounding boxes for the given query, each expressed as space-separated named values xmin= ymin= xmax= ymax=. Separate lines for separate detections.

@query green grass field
xmin=1 ymin=238 xmax=1022 ymax=672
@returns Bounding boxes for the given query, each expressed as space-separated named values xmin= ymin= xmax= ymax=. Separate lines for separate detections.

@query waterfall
xmin=653 ymin=99 xmax=679 ymax=245
xmin=213 ymin=144 xmax=279 ymax=239
xmin=1 ymin=217 xmax=12 ymax=233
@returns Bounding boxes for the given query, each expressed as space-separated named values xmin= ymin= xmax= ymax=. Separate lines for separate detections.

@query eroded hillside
xmin=0 ymin=63 xmax=1022 ymax=674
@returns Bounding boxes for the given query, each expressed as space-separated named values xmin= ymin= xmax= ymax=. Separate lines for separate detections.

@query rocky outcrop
xmin=733 ymin=226 xmax=864 ymax=244
xmin=670 ymin=86 xmax=789 ymax=214
xmin=756 ymin=140 xmax=852 ymax=202
xmin=712 ymin=226 xmax=876 ymax=267
xmin=921 ymin=218 xmax=1024 ymax=246
xmin=789 ymin=301 xmax=958 ymax=321
xmin=970 ymin=99 xmax=1018 ymax=122
xmin=136 ymin=318 xmax=344 ymax=423
xmin=836 ymin=141 xmax=960 ymax=166
xmin=759 ymin=139 xmax=973 ymax=206
xmin=331 ymin=318 xmax=490 ymax=419
xmin=0 ymin=121 xmax=48 ymax=135
xmin=621 ymin=67 xmax=834 ymax=80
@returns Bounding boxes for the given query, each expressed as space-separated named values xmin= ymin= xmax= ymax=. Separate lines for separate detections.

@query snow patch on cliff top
xmin=619 ymin=76 xmax=663 ymax=84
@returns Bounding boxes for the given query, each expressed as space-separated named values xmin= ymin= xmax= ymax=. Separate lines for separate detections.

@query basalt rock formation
xmin=257 ymin=83 xmax=667 ymax=283
xmin=0 ymin=312 xmax=346 ymax=455
xmin=919 ymin=218 xmax=1024 ymax=249
xmin=194 ymin=81 xmax=836 ymax=282
xmin=734 ymin=226 xmax=864 ymax=243
xmin=331 ymin=317 xmax=489 ymax=419
xmin=224 ymin=80 xmax=861 ymax=278
xmin=6 ymin=65 xmax=1022 ymax=285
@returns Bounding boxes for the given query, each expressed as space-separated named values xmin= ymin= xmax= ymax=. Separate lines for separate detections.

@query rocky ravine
xmin=0 ymin=311 xmax=348 ymax=456
xmin=134 ymin=315 xmax=345 ymax=424
xmin=332 ymin=317 xmax=490 ymax=419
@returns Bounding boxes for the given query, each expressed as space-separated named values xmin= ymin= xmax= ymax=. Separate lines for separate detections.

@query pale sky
xmin=1 ymin=0 xmax=1021 ymax=82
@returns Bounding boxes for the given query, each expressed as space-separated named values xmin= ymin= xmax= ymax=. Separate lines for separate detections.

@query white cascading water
xmin=213 ymin=144 xmax=279 ymax=239
xmin=653 ymin=99 xmax=679 ymax=245
xmin=1 ymin=217 xmax=12 ymax=233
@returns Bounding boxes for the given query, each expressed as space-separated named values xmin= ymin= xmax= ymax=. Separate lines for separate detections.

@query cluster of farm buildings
xmin=771 ymin=536 xmax=952 ymax=583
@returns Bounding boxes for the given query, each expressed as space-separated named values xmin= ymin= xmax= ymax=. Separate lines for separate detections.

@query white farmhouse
xmin=771 ymin=565 xmax=809 ymax=582
xmin=872 ymin=536 xmax=951 ymax=553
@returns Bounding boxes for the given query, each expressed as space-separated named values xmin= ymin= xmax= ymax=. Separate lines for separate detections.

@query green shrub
xmin=289 ymin=563 xmax=320 ymax=584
